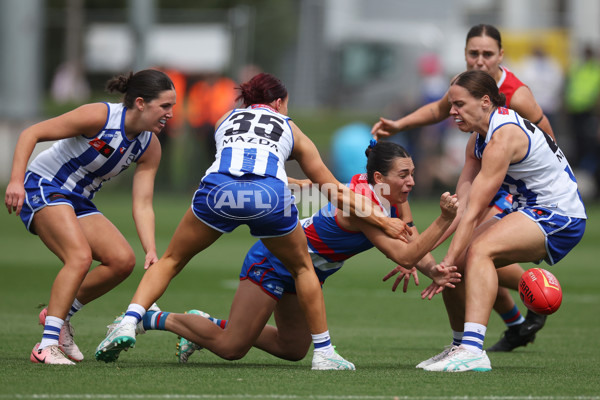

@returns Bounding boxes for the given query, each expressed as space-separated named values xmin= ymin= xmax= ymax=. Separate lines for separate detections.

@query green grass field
xmin=0 ymin=188 xmax=598 ymax=400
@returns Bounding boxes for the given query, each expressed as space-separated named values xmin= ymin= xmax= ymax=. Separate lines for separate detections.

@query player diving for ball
xmin=105 ymin=140 xmax=462 ymax=369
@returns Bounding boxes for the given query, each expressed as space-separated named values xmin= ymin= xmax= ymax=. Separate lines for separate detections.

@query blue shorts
xmin=20 ymin=172 xmax=100 ymax=234
xmin=490 ymin=189 xmax=513 ymax=212
xmin=496 ymin=206 xmax=586 ymax=265
xmin=240 ymin=241 xmax=328 ymax=300
xmin=192 ymin=173 xmax=298 ymax=238
xmin=240 ymin=241 xmax=296 ymax=300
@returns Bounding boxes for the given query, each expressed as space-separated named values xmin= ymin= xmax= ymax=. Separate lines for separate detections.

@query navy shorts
xmin=192 ymin=173 xmax=298 ymax=238
xmin=240 ymin=241 xmax=328 ymax=300
xmin=240 ymin=241 xmax=296 ymax=300
xmin=496 ymin=206 xmax=586 ymax=265
xmin=20 ymin=172 xmax=100 ymax=233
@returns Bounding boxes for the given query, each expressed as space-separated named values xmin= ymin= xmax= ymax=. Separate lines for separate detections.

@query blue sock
xmin=142 ymin=310 xmax=170 ymax=330
xmin=499 ymin=305 xmax=525 ymax=327
xmin=208 ymin=316 xmax=227 ymax=329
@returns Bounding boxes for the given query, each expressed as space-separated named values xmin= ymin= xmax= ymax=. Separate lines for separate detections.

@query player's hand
xmin=421 ymin=282 xmax=445 ymax=300
xmin=5 ymin=181 xmax=26 ymax=216
xmin=371 ymin=117 xmax=401 ymax=140
xmin=144 ymin=251 xmax=159 ymax=270
xmin=383 ymin=265 xmax=419 ymax=292
xmin=427 ymin=262 xmax=461 ymax=293
xmin=439 ymin=192 xmax=459 ymax=220
xmin=382 ymin=217 xmax=412 ymax=243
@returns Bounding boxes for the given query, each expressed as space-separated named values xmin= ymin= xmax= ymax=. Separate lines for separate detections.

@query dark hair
xmin=451 ymin=70 xmax=506 ymax=107
xmin=365 ymin=141 xmax=411 ymax=185
xmin=237 ymin=73 xmax=288 ymax=107
xmin=105 ymin=69 xmax=174 ymax=108
xmin=466 ymin=24 xmax=502 ymax=49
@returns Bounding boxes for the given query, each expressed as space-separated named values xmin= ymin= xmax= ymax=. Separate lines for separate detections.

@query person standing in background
xmin=564 ymin=44 xmax=600 ymax=198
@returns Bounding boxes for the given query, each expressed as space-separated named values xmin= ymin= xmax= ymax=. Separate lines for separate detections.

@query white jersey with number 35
xmin=204 ymin=105 xmax=294 ymax=184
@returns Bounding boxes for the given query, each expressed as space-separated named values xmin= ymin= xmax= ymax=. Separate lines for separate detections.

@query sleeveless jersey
xmin=474 ymin=107 xmax=586 ymax=218
xmin=204 ymin=105 xmax=294 ymax=184
xmin=301 ymin=173 xmax=400 ymax=277
xmin=27 ymin=102 xmax=153 ymax=199
xmin=497 ymin=66 xmax=526 ymax=107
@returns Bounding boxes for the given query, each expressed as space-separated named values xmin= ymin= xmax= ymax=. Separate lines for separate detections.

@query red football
xmin=519 ymin=268 xmax=562 ymax=315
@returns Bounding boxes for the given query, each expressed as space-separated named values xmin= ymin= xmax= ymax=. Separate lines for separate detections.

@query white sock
xmin=312 ymin=331 xmax=334 ymax=356
xmin=40 ymin=316 xmax=64 ymax=349
xmin=120 ymin=303 xmax=146 ymax=326
xmin=462 ymin=322 xmax=487 ymax=354
xmin=65 ymin=298 xmax=83 ymax=322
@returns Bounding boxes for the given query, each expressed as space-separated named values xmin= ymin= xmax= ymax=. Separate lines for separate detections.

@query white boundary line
xmin=2 ymin=396 xmax=599 ymax=400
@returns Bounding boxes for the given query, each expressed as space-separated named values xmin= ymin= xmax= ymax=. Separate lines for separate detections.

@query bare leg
xmin=33 ymin=205 xmax=93 ymax=321
xmin=261 ymin=224 xmax=328 ymax=335
xmin=130 ymin=208 xmax=222 ymax=309
xmin=74 ymin=214 xmax=137 ymax=304
xmin=253 ymin=292 xmax=312 ymax=361
xmin=165 ymin=280 xmax=277 ymax=360
xmin=464 ymin=214 xmax=547 ymax=328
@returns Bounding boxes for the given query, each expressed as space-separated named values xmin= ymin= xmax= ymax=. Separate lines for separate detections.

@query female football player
xmin=420 ymin=70 xmax=585 ymax=372
xmin=4 ymin=69 xmax=175 ymax=364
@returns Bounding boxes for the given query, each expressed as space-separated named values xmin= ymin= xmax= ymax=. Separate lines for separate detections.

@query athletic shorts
xmin=20 ymin=172 xmax=101 ymax=234
xmin=240 ymin=241 xmax=296 ymax=300
xmin=240 ymin=241 xmax=328 ymax=300
xmin=490 ymin=189 xmax=513 ymax=212
xmin=192 ymin=173 xmax=298 ymax=238
xmin=496 ymin=206 xmax=586 ymax=265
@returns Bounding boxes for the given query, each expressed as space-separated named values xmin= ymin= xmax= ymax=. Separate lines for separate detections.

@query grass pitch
xmin=0 ymin=188 xmax=598 ymax=399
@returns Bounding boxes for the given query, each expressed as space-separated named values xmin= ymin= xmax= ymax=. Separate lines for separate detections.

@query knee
xmin=221 ymin=345 xmax=252 ymax=361
xmin=103 ymin=247 xmax=136 ymax=279
xmin=66 ymin=250 xmax=93 ymax=276
xmin=280 ymin=346 xmax=310 ymax=362
xmin=465 ymin=241 xmax=491 ymax=266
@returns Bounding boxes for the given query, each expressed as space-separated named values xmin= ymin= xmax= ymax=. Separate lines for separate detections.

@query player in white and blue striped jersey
xmin=4 ymin=69 xmax=176 ymax=365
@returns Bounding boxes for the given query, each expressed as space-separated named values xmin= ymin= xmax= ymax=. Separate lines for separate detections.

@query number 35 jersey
xmin=475 ymin=107 xmax=586 ymax=219
xmin=204 ymin=105 xmax=294 ymax=184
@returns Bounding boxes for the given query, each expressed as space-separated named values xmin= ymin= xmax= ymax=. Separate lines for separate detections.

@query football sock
xmin=208 ymin=316 xmax=228 ymax=329
xmin=499 ymin=305 xmax=525 ymax=327
xmin=462 ymin=322 xmax=486 ymax=354
xmin=142 ymin=310 xmax=170 ymax=330
xmin=312 ymin=331 xmax=334 ymax=356
xmin=39 ymin=316 xmax=64 ymax=349
xmin=452 ymin=330 xmax=463 ymax=346
xmin=120 ymin=303 xmax=146 ymax=326
xmin=65 ymin=298 xmax=83 ymax=322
